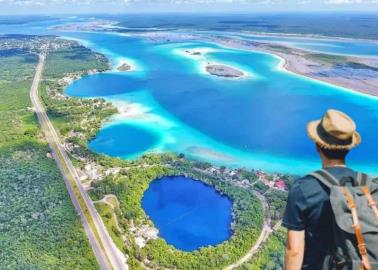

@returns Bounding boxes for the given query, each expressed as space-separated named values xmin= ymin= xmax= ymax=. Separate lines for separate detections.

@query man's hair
xmin=319 ymin=146 xmax=349 ymax=160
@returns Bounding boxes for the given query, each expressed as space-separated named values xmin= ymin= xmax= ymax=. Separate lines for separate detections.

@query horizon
xmin=3 ymin=11 xmax=378 ymax=16
xmin=1 ymin=0 xmax=378 ymax=15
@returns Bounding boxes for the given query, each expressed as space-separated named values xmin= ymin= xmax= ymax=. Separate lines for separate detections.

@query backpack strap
xmin=308 ymin=169 xmax=340 ymax=188
xmin=356 ymin=172 xmax=378 ymax=223
xmin=361 ymin=185 xmax=378 ymax=225
xmin=341 ymin=186 xmax=372 ymax=270
xmin=357 ymin=172 xmax=370 ymax=186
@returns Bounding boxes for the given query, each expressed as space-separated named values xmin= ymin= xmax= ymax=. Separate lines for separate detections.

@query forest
xmin=237 ymin=228 xmax=286 ymax=270
xmin=37 ymin=37 xmax=289 ymax=270
xmin=90 ymin=156 xmax=265 ymax=270
xmin=0 ymin=36 xmax=99 ymax=269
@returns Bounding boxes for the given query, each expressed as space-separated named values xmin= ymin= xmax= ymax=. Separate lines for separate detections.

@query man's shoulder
xmin=292 ymin=174 xmax=322 ymax=190
xmin=290 ymin=173 xmax=328 ymax=200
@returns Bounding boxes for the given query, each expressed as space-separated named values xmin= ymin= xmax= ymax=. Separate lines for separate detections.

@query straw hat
xmin=307 ymin=109 xmax=361 ymax=150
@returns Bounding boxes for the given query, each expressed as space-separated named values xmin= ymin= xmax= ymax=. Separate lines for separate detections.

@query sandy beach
xmin=146 ymin=31 xmax=378 ymax=96
xmin=176 ymin=48 xmax=251 ymax=79
xmin=115 ymin=59 xmax=138 ymax=72
xmin=208 ymin=35 xmax=378 ymax=97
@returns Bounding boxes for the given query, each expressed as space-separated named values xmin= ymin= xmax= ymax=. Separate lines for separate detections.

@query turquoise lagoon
xmin=3 ymin=17 xmax=377 ymax=175
xmin=88 ymin=123 xmax=161 ymax=159
xmin=63 ymin=31 xmax=378 ymax=175
xmin=3 ymin=16 xmax=378 ymax=251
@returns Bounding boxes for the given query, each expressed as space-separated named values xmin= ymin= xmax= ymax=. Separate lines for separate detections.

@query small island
xmin=184 ymin=49 xmax=202 ymax=56
xmin=206 ymin=64 xmax=244 ymax=78
xmin=117 ymin=62 xmax=131 ymax=71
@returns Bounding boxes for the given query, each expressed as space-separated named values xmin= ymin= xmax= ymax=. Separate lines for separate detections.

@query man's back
xmin=283 ymin=166 xmax=356 ymax=270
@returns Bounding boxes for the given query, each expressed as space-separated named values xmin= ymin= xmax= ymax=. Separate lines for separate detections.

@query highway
xmin=30 ymin=53 xmax=128 ymax=270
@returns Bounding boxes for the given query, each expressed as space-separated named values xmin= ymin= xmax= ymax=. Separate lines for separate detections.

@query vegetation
xmin=37 ymin=37 xmax=289 ymax=269
xmin=0 ymin=36 xmax=98 ymax=269
xmin=307 ymin=53 xmax=348 ymax=66
xmin=116 ymin=14 xmax=378 ymax=40
xmin=95 ymin=202 xmax=126 ymax=251
xmin=44 ymin=43 xmax=109 ymax=79
xmin=265 ymin=190 xmax=287 ymax=225
xmin=89 ymin=156 xmax=264 ymax=270
xmin=237 ymin=227 xmax=285 ymax=270
xmin=306 ymin=53 xmax=378 ymax=73
xmin=41 ymin=42 xmax=115 ymax=142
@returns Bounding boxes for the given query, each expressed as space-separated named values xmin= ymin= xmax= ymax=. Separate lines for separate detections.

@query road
xmin=192 ymin=168 xmax=279 ymax=270
xmin=30 ymin=53 xmax=128 ymax=270
xmin=223 ymin=190 xmax=273 ymax=270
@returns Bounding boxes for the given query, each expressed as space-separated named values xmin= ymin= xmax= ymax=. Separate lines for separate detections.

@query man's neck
xmin=322 ymin=159 xmax=346 ymax=169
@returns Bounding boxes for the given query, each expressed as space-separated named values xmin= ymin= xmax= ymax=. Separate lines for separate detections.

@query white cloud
xmin=325 ymin=0 xmax=361 ymax=4
xmin=1 ymin=0 xmax=378 ymax=6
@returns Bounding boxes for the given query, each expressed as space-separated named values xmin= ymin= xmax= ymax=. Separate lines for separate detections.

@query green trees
xmin=238 ymin=228 xmax=285 ymax=270
xmin=90 ymin=157 xmax=265 ymax=270
xmin=0 ymin=144 xmax=98 ymax=269
xmin=20 ymin=35 xmax=291 ymax=269
xmin=0 ymin=36 xmax=99 ymax=269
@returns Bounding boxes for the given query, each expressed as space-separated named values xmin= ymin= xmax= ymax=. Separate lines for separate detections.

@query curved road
xmin=223 ymin=191 xmax=274 ymax=270
xmin=193 ymin=168 xmax=279 ymax=270
xmin=30 ymin=53 xmax=128 ymax=270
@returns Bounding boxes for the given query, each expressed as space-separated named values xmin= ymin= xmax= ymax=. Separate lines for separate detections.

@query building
xmin=275 ymin=180 xmax=287 ymax=191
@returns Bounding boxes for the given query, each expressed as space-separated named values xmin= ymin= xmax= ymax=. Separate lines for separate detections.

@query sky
xmin=1 ymin=0 xmax=378 ymax=15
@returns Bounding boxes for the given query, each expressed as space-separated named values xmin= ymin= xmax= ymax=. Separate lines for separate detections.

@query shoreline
xmin=175 ymin=48 xmax=251 ymax=79
xmin=142 ymin=30 xmax=378 ymax=97
xmin=207 ymin=36 xmax=378 ymax=99
xmin=114 ymin=58 xmax=139 ymax=72
xmin=272 ymin=50 xmax=378 ymax=99
xmin=63 ymin=37 xmax=378 ymax=176
xmin=269 ymin=51 xmax=378 ymax=99
xmin=240 ymin=31 xmax=378 ymax=44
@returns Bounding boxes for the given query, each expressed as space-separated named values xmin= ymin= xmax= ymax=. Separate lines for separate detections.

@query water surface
xmin=64 ymin=32 xmax=378 ymax=174
xmin=3 ymin=16 xmax=378 ymax=174
xmin=142 ymin=176 xmax=233 ymax=251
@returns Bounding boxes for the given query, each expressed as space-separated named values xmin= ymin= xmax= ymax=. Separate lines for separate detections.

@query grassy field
xmin=0 ymin=37 xmax=99 ymax=269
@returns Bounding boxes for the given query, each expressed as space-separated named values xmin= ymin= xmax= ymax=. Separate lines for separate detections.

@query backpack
xmin=309 ymin=169 xmax=378 ymax=270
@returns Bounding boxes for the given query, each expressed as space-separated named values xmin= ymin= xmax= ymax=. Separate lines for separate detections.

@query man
xmin=283 ymin=109 xmax=362 ymax=270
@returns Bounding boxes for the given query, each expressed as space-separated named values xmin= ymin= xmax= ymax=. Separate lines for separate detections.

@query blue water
xmin=142 ymin=176 xmax=232 ymax=251
xmin=63 ymin=32 xmax=378 ymax=174
xmin=3 ymin=15 xmax=378 ymax=251
xmin=88 ymin=123 xmax=160 ymax=159
xmin=218 ymin=32 xmax=378 ymax=57
xmin=2 ymin=16 xmax=378 ymax=174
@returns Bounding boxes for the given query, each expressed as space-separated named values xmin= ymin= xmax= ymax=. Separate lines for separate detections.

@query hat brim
xmin=307 ymin=120 xmax=361 ymax=150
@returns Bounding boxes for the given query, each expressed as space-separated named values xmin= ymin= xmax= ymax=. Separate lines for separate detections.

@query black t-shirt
xmin=283 ymin=167 xmax=356 ymax=270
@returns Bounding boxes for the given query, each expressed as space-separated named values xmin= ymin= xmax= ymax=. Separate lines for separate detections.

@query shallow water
xmin=63 ymin=32 xmax=378 ymax=175
xmin=88 ymin=123 xmax=161 ymax=159
xmin=2 ymin=16 xmax=378 ymax=174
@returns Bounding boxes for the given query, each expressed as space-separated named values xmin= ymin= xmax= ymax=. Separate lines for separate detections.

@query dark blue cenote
xmin=142 ymin=176 xmax=233 ymax=251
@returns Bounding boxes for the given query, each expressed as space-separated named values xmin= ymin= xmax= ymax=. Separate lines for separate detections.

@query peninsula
xmin=208 ymin=35 xmax=378 ymax=96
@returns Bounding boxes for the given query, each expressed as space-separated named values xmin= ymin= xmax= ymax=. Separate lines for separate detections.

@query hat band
xmin=317 ymin=121 xmax=353 ymax=146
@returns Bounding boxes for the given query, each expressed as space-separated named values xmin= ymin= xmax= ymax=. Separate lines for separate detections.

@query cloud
xmin=1 ymin=0 xmax=378 ymax=7
xmin=0 ymin=0 xmax=286 ymax=4
xmin=325 ymin=0 xmax=361 ymax=4
xmin=326 ymin=0 xmax=378 ymax=3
